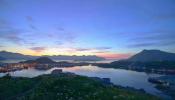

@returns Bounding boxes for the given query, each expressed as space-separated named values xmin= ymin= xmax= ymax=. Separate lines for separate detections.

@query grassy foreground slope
xmin=0 ymin=74 xmax=160 ymax=100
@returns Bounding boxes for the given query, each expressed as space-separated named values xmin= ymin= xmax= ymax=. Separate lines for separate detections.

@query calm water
xmin=0 ymin=65 xmax=170 ymax=99
xmin=0 ymin=59 xmax=26 ymax=63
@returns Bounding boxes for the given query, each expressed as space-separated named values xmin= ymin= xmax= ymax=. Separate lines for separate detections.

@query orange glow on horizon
xmin=97 ymin=52 xmax=132 ymax=59
xmin=4 ymin=48 xmax=132 ymax=60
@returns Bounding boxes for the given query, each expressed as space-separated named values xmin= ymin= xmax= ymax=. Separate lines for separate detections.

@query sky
xmin=0 ymin=0 xmax=175 ymax=59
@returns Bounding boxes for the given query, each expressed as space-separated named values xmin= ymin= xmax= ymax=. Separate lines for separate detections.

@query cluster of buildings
xmin=0 ymin=63 xmax=37 ymax=73
xmin=0 ymin=63 xmax=63 ymax=72
xmin=0 ymin=61 xmax=90 ymax=73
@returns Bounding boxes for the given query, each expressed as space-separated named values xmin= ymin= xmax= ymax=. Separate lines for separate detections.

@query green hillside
xmin=0 ymin=74 xmax=160 ymax=100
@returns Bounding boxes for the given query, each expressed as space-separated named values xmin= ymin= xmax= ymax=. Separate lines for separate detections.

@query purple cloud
xmin=56 ymin=27 xmax=65 ymax=31
xmin=128 ymin=43 xmax=157 ymax=48
xmin=0 ymin=32 xmax=24 ymax=45
xmin=128 ymin=30 xmax=175 ymax=48
xmin=128 ymin=40 xmax=175 ymax=48
xmin=25 ymin=16 xmax=38 ymax=30
xmin=74 ymin=47 xmax=112 ymax=52
xmin=30 ymin=47 xmax=46 ymax=52
xmin=26 ymin=16 xmax=34 ymax=22
xmin=29 ymin=24 xmax=38 ymax=30
xmin=75 ymin=48 xmax=91 ymax=51
xmin=130 ymin=32 xmax=175 ymax=42
xmin=94 ymin=47 xmax=111 ymax=50
xmin=0 ymin=20 xmax=28 ymax=44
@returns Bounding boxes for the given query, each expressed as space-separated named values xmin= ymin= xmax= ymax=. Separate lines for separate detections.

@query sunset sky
xmin=0 ymin=0 xmax=175 ymax=59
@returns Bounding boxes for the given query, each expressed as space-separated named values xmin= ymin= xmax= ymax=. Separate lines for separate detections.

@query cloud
xmin=1 ymin=33 xmax=22 ymax=44
xmin=56 ymin=27 xmax=65 ymax=31
xmin=43 ymin=28 xmax=78 ymax=46
xmin=94 ymin=47 xmax=111 ymax=50
xmin=30 ymin=47 xmax=46 ymax=53
xmin=55 ymin=41 xmax=63 ymax=45
xmin=128 ymin=43 xmax=156 ymax=48
xmin=26 ymin=16 xmax=34 ymax=22
xmin=131 ymin=31 xmax=175 ymax=41
xmin=128 ymin=30 xmax=175 ymax=48
xmin=22 ymin=40 xmax=36 ymax=46
xmin=74 ymin=47 xmax=112 ymax=52
xmin=49 ymin=47 xmax=112 ymax=55
xmin=29 ymin=24 xmax=38 ymax=30
xmin=94 ymin=51 xmax=109 ymax=53
xmin=128 ymin=40 xmax=175 ymax=48
xmin=0 ymin=30 xmax=25 ymax=45
xmin=75 ymin=48 xmax=91 ymax=51
xmin=0 ymin=20 xmax=27 ymax=45
xmin=25 ymin=16 xmax=38 ymax=30
xmin=62 ymin=32 xmax=77 ymax=43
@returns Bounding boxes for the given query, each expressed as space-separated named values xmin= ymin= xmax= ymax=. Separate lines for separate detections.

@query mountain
xmin=107 ymin=50 xmax=175 ymax=71
xmin=46 ymin=55 xmax=105 ymax=61
xmin=0 ymin=51 xmax=105 ymax=61
xmin=127 ymin=49 xmax=175 ymax=62
xmin=21 ymin=57 xmax=56 ymax=64
xmin=0 ymin=51 xmax=36 ymax=60
xmin=35 ymin=57 xmax=56 ymax=63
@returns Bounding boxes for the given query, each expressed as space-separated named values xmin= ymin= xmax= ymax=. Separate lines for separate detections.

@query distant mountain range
xmin=0 ymin=51 xmax=34 ymax=60
xmin=127 ymin=49 xmax=175 ymax=62
xmin=0 ymin=51 xmax=105 ymax=61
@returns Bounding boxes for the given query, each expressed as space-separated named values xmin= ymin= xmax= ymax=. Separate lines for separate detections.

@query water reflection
xmin=62 ymin=66 xmax=162 ymax=95
xmin=0 ymin=65 xmax=167 ymax=98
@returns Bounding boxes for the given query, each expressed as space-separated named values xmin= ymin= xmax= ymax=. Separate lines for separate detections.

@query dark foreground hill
xmin=0 ymin=74 xmax=160 ymax=100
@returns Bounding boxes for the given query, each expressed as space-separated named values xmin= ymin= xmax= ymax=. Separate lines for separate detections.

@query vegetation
xmin=111 ymin=61 xmax=175 ymax=69
xmin=0 ymin=74 xmax=160 ymax=100
xmin=96 ymin=49 xmax=175 ymax=71
xmin=96 ymin=61 xmax=175 ymax=70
